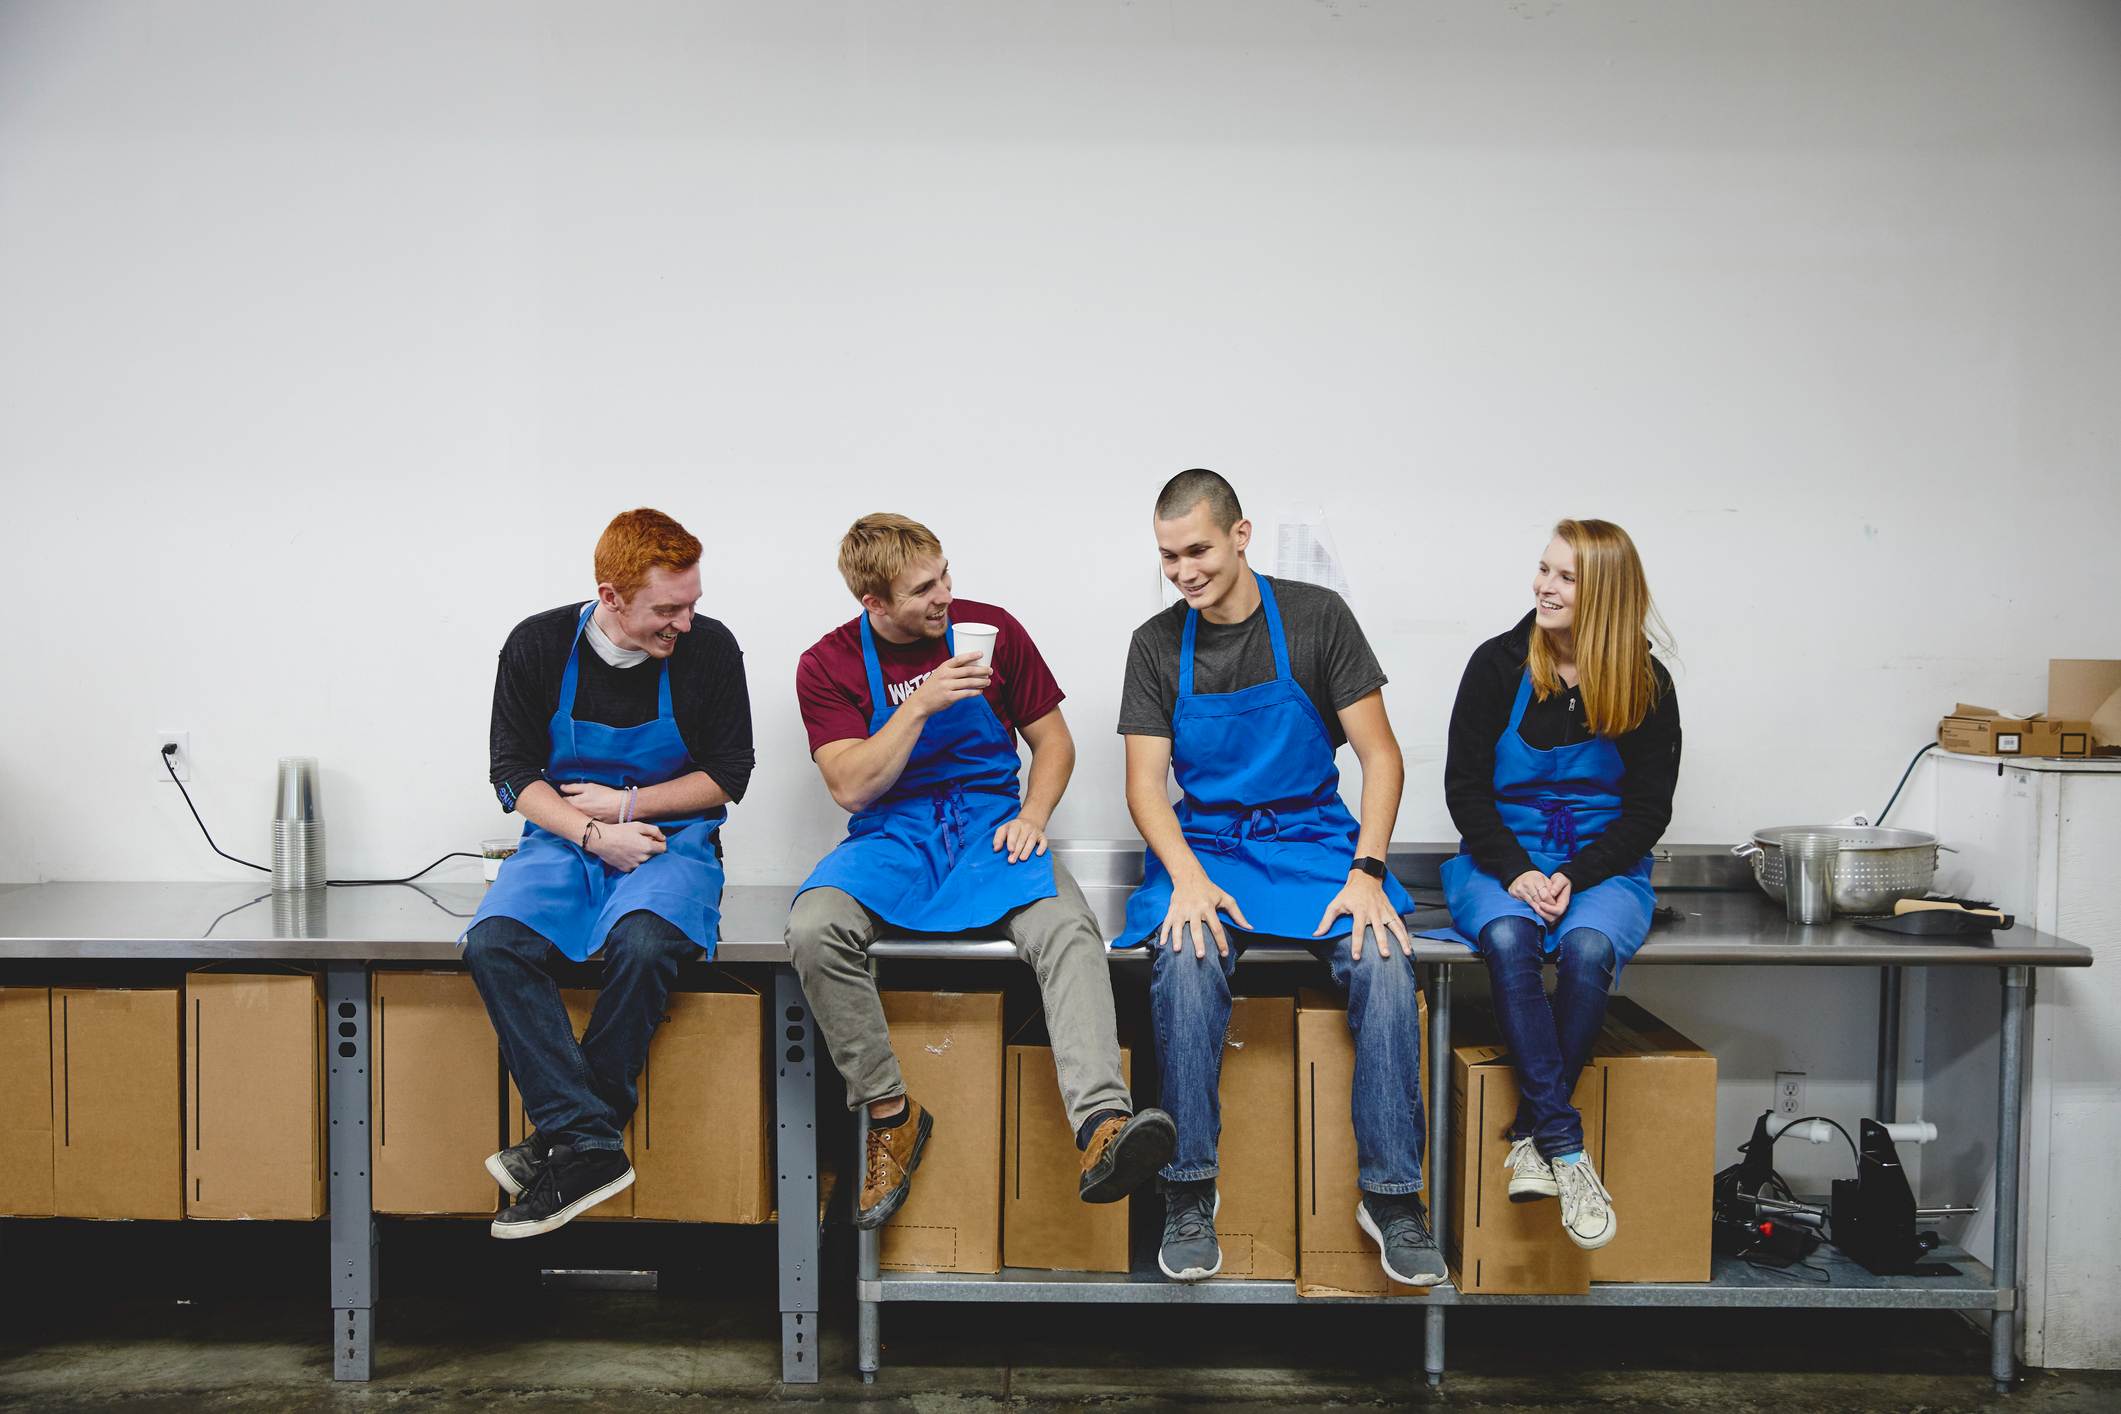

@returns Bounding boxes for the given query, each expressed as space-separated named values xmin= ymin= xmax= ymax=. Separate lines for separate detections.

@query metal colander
xmin=1732 ymin=826 xmax=1940 ymax=917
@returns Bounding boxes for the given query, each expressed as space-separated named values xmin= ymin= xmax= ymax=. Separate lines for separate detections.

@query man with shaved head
xmin=1118 ymin=469 xmax=1441 ymax=1288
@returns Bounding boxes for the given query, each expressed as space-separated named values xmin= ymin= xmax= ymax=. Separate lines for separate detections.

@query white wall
xmin=2 ymin=0 xmax=2117 ymax=1210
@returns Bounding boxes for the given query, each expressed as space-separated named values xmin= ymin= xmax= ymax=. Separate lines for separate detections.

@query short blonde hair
xmin=837 ymin=513 xmax=944 ymax=603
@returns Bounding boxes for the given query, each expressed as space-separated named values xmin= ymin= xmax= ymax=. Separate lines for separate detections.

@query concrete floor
xmin=1 ymin=1219 xmax=2115 ymax=1412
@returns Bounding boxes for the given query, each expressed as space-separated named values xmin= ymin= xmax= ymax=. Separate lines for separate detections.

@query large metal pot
xmin=1732 ymin=826 xmax=1941 ymax=916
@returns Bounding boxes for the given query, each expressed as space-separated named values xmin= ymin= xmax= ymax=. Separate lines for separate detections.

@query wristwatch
xmin=1351 ymin=856 xmax=1387 ymax=880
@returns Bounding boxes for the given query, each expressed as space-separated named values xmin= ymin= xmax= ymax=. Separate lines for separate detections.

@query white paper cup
xmin=952 ymin=621 xmax=999 ymax=669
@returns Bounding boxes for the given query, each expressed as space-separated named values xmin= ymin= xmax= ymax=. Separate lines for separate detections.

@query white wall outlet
xmin=155 ymin=731 xmax=191 ymax=782
xmin=1775 ymin=1070 xmax=1806 ymax=1118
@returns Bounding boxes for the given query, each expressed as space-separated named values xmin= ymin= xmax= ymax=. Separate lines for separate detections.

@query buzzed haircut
xmin=1154 ymin=468 xmax=1243 ymax=531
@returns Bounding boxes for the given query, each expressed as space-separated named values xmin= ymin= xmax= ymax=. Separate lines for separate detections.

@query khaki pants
xmin=785 ymin=859 xmax=1132 ymax=1133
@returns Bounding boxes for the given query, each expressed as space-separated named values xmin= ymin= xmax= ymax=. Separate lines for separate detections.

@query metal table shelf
xmin=0 ymin=880 xmax=821 ymax=1386
xmin=864 ymin=1243 xmax=2001 ymax=1311
xmin=848 ymin=880 xmax=2091 ymax=1396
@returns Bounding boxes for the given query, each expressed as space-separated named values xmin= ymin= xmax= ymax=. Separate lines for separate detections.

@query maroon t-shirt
xmin=795 ymin=599 xmax=1066 ymax=756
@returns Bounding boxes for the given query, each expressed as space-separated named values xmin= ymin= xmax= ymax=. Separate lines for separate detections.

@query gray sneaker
xmin=485 ymin=1132 xmax=552 ymax=1199
xmin=1357 ymin=1194 xmax=1446 ymax=1286
xmin=1157 ymin=1182 xmax=1222 ymax=1282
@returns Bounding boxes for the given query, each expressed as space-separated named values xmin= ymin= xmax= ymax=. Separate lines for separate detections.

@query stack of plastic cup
xmin=1781 ymin=831 xmax=1839 ymax=925
xmin=271 ymin=757 xmax=327 ymax=892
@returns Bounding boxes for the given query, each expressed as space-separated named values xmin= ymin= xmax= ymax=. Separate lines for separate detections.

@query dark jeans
xmin=1151 ymin=927 xmax=1426 ymax=1195
xmin=1478 ymin=916 xmax=1616 ymax=1160
xmin=463 ymin=910 xmax=698 ymax=1154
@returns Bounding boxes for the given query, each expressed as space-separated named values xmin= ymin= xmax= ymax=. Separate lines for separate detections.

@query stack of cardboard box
xmin=1448 ymin=995 xmax=1716 ymax=1294
xmin=1297 ymin=988 xmax=1430 ymax=1297
xmin=504 ymin=985 xmax=771 ymax=1224
xmin=878 ymin=990 xmax=1005 ymax=1273
xmin=1938 ymin=659 xmax=2121 ymax=759
xmin=0 ymin=986 xmax=184 ymax=1220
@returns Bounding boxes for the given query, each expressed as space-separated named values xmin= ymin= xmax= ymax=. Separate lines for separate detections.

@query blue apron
xmin=469 ymin=604 xmax=726 ymax=962
xmin=794 ymin=616 xmax=1056 ymax=930
xmin=1120 ymin=573 xmax=1413 ymax=946
xmin=1425 ymin=668 xmax=1655 ymax=976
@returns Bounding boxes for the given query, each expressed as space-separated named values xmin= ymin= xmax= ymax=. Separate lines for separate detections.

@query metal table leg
xmin=773 ymin=965 xmax=820 ymax=1385
xmin=325 ymin=962 xmax=377 ymax=1382
xmin=1875 ymin=966 xmax=1902 ymax=1122
xmin=1992 ymin=965 xmax=2030 ymax=1393
xmin=1425 ymin=964 xmax=1451 ymax=1389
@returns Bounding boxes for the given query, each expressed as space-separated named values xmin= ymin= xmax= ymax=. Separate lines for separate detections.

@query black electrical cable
xmin=163 ymin=747 xmax=269 ymax=873
xmin=161 ymin=745 xmax=479 ymax=887
xmin=1875 ymin=742 xmax=1939 ymax=826
xmin=327 ymin=856 xmax=482 ymax=889
xmin=1779 ymin=1113 xmax=1861 ymax=1165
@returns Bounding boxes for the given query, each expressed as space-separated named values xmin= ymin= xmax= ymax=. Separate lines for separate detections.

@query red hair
xmin=593 ymin=508 xmax=701 ymax=599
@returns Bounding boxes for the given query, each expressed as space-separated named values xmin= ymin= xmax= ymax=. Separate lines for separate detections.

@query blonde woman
xmin=1437 ymin=520 xmax=1680 ymax=1250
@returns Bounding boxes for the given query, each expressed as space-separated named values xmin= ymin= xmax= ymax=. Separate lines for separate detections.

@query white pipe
xmin=1770 ymin=1117 xmax=1938 ymax=1145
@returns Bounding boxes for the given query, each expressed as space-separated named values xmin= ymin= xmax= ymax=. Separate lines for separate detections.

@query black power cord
xmin=1874 ymin=742 xmax=1939 ymax=827
xmin=161 ymin=744 xmax=480 ymax=886
xmin=163 ymin=745 xmax=268 ymax=873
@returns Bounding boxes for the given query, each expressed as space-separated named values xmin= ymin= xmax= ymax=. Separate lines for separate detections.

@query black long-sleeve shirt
xmin=487 ymin=603 xmax=755 ymax=812
xmin=1443 ymin=612 xmax=1680 ymax=892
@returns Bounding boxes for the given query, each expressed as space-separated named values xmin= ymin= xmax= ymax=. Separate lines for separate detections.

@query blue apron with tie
xmin=1120 ymin=573 xmax=1413 ymax=946
xmin=469 ymin=604 xmax=726 ymax=961
xmin=794 ymin=616 xmax=1056 ymax=930
xmin=1426 ymin=668 xmax=1655 ymax=976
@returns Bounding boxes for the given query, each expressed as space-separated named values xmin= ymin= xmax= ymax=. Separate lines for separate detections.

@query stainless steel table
xmin=0 ymin=879 xmax=822 ymax=1386
xmin=1 ymin=852 xmax=2097 ymax=1395
xmin=844 ymin=872 xmax=2095 ymax=1397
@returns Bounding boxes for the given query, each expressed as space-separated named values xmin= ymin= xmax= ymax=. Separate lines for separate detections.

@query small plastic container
xmin=481 ymin=836 xmax=522 ymax=883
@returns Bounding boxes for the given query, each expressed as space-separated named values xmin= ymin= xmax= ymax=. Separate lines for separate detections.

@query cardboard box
xmin=372 ymin=971 xmax=502 ymax=1216
xmin=1938 ymin=705 xmax=2094 ymax=759
xmin=185 ymin=971 xmax=327 ymax=1220
xmin=1449 ymin=1026 xmax=1601 ymax=1294
xmin=2049 ymin=659 xmax=2121 ymax=750
xmin=507 ymin=988 xmax=635 ymax=1219
xmin=878 ymin=991 xmax=1003 ymax=1274
xmin=0 ymin=988 xmax=55 ymax=1217
xmin=1002 ymin=1039 xmax=1132 ymax=1273
xmin=1586 ymin=997 xmax=1717 ymax=1283
xmin=1296 ymin=986 xmax=1430 ymax=1297
xmin=53 ymin=988 xmax=183 ymax=1220
xmin=1217 ymin=996 xmax=1298 ymax=1281
xmin=1447 ymin=996 xmax=1717 ymax=1292
xmin=633 ymin=988 xmax=770 ymax=1224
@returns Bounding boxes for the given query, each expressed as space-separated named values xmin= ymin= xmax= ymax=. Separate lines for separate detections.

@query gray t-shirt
xmin=1117 ymin=575 xmax=1387 ymax=750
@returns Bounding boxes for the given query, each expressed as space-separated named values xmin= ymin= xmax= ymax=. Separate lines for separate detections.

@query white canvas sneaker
xmin=1554 ymin=1154 xmax=1618 ymax=1250
xmin=1504 ymin=1137 xmax=1558 ymax=1202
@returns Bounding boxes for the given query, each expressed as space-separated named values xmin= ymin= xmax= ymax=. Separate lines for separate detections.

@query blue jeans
xmin=1477 ymin=916 xmax=1616 ymax=1160
xmin=1151 ymin=928 xmax=1426 ymax=1195
xmin=463 ymin=910 xmax=699 ymax=1153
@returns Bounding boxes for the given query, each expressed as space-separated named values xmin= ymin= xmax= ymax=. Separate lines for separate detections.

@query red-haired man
xmin=466 ymin=508 xmax=754 ymax=1237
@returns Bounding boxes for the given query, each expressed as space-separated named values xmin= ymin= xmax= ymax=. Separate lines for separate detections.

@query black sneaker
xmin=1356 ymin=1193 xmax=1446 ymax=1286
xmin=485 ymin=1132 xmax=552 ymax=1199
xmin=489 ymin=1144 xmax=634 ymax=1240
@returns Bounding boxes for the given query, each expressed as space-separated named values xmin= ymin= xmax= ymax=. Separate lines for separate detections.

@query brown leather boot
xmin=1079 ymin=1107 xmax=1177 ymax=1203
xmin=854 ymin=1097 xmax=932 ymax=1230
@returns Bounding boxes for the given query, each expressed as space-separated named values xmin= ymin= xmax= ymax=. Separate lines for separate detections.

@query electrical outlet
xmin=155 ymin=731 xmax=191 ymax=782
xmin=1775 ymin=1070 xmax=1806 ymax=1118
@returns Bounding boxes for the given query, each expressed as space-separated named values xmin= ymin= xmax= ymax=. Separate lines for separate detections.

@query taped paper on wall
xmin=1275 ymin=507 xmax=1353 ymax=601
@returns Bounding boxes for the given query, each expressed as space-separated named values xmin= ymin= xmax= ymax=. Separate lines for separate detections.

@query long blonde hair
xmin=1527 ymin=518 xmax=1669 ymax=737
